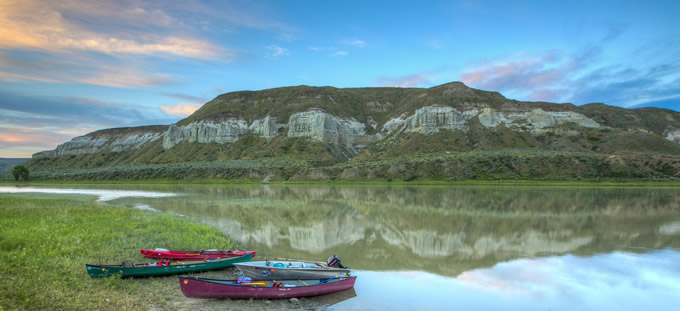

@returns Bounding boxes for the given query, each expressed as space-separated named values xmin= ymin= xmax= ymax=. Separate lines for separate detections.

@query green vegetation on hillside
xmin=20 ymin=82 xmax=680 ymax=182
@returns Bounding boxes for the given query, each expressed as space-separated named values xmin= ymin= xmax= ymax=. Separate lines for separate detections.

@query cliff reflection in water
xmin=118 ymin=184 xmax=680 ymax=277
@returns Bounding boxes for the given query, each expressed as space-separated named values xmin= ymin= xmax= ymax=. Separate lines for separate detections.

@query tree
xmin=12 ymin=165 xmax=29 ymax=181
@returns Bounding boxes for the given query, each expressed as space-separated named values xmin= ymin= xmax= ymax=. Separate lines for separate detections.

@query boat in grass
xmin=234 ymin=255 xmax=351 ymax=280
xmin=178 ymin=275 xmax=357 ymax=299
xmin=86 ymin=253 xmax=253 ymax=278
xmin=140 ymin=248 xmax=255 ymax=260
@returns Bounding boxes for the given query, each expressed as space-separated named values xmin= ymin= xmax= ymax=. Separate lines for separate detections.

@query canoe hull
xmin=86 ymin=253 xmax=252 ymax=278
xmin=140 ymin=249 xmax=255 ymax=260
xmin=179 ymin=276 xmax=357 ymax=299
xmin=234 ymin=261 xmax=350 ymax=280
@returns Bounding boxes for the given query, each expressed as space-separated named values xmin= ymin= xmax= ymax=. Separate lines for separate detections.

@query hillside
xmin=21 ymin=82 xmax=680 ymax=182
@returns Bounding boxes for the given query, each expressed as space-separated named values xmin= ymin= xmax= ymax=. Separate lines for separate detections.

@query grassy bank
xmin=0 ymin=193 xmax=237 ymax=310
xmin=3 ymin=178 xmax=680 ymax=187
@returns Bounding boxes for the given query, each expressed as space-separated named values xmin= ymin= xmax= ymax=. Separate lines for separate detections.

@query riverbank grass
xmin=0 ymin=193 xmax=237 ymax=310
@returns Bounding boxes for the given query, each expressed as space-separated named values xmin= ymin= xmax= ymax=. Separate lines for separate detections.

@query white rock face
xmin=478 ymin=108 xmax=600 ymax=130
xmin=666 ymin=130 xmax=680 ymax=143
xmin=287 ymin=110 xmax=375 ymax=152
xmin=249 ymin=116 xmax=282 ymax=139
xmin=33 ymin=132 xmax=162 ymax=158
xmin=382 ymin=106 xmax=600 ymax=135
xmin=404 ymin=106 xmax=479 ymax=134
xmin=163 ymin=120 xmax=249 ymax=149
xmin=380 ymin=229 xmax=593 ymax=258
xmin=33 ymin=105 xmax=605 ymax=158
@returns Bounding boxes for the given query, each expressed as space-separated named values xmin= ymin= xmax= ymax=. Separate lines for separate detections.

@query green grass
xmin=0 ymin=193 xmax=238 ymax=310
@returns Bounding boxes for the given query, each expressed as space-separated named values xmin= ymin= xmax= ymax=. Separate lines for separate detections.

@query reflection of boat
xmin=86 ymin=253 xmax=252 ymax=278
xmin=309 ymin=287 xmax=357 ymax=306
xmin=178 ymin=275 xmax=357 ymax=299
xmin=234 ymin=256 xmax=351 ymax=280
xmin=140 ymin=248 xmax=255 ymax=260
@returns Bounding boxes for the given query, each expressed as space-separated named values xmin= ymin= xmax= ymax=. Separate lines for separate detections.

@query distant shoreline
xmin=2 ymin=179 xmax=680 ymax=187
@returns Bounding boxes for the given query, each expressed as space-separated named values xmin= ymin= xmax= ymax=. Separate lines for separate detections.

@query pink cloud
xmin=0 ymin=126 xmax=77 ymax=157
xmin=0 ymin=0 xmax=228 ymax=60
xmin=159 ymin=103 xmax=202 ymax=117
xmin=458 ymin=50 xmax=584 ymax=102
xmin=377 ymin=73 xmax=432 ymax=88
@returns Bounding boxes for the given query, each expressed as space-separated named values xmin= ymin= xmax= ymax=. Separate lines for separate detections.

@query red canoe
xmin=178 ymin=276 xmax=357 ymax=299
xmin=140 ymin=249 xmax=255 ymax=260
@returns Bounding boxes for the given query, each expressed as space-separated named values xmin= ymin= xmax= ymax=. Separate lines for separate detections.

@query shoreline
xmin=2 ymin=179 xmax=680 ymax=187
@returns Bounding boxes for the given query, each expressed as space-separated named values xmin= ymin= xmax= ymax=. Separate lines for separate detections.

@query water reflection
xmin=0 ymin=186 xmax=175 ymax=201
xmin=106 ymin=184 xmax=680 ymax=277
xmin=6 ymin=183 xmax=680 ymax=309
xmin=340 ymin=249 xmax=680 ymax=311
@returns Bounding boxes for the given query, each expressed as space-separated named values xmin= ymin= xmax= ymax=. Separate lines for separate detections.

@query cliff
xmin=25 ymin=82 xmax=680 ymax=181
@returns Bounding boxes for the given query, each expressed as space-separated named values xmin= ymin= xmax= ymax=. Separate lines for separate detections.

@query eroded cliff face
xmin=163 ymin=120 xmax=249 ymax=149
xmin=31 ymin=81 xmax=680 ymax=160
xmin=287 ymin=110 xmax=376 ymax=153
xmin=381 ymin=106 xmax=601 ymax=136
xmin=667 ymin=130 xmax=680 ymax=143
xmin=30 ymin=106 xmax=606 ymax=158
xmin=161 ymin=106 xmax=603 ymax=153
xmin=33 ymin=131 xmax=163 ymax=158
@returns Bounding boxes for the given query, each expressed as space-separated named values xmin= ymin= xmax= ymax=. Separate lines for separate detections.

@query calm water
xmin=3 ymin=184 xmax=680 ymax=310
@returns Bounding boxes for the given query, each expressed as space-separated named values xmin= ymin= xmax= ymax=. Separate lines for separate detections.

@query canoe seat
xmin=122 ymin=260 xmax=135 ymax=268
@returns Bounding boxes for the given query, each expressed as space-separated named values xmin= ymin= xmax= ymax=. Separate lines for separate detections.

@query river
xmin=3 ymin=184 xmax=680 ymax=310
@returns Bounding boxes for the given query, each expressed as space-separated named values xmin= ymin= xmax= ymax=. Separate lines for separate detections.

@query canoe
xmin=140 ymin=248 xmax=256 ymax=260
xmin=86 ymin=253 xmax=252 ymax=278
xmin=178 ymin=275 xmax=357 ymax=299
xmin=234 ymin=260 xmax=350 ymax=280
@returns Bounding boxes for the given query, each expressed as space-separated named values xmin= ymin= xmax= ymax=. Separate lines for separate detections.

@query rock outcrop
xmin=30 ymin=82 xmax=679 ymax=162
xmin=666 ymin=129 xmax=680 ymax=143
xmin=287 ymin=110 xmax=376 ymax=153
xmin=33 ymin=128 xmax=164 ymax=158
xmin=379 ymin=106 xmax=600 ymax=136
xmin=163 ymin=120 xmax=249 ymax=149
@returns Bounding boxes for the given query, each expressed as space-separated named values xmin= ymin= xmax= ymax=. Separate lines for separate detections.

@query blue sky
xmin=1 ymin=0 xmax=679 ymax=157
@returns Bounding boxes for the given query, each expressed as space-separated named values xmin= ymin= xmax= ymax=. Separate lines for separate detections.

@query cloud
xmin=0 ymin=51 xmax=178 ymax=88
xmin=332 ymin=51 xmax=348 ymax=57
xmin=0 ymin=90 xmax=180 ymax=157
xmin=343 ymin=39 xmax=366 ymax=48
xmin=457 ymin=250 xmax=680 ymax=306
xmin=276 ymin=33 xmax=297 ymax=42
xmin=159 ymin=103 xmax=202 ymax=117
xmin=377 ymin=73 xmax=432 ymax=88
xmin=0 ymin=126 xmax=74 ymax=148
xmin=160 ymin=93 xmax=207 ymax=103
xmin=0 ymin=0 xmax=228 ymax=60
xmin=457 ymin=47 xmax=680 ymax=108
xmin=0 ymin=91 xmax=174 ymax=129
xmin=459 ymin=50 xmax=577 ymax=102
xmin=265 ymin=45 xmax=288 ymax=58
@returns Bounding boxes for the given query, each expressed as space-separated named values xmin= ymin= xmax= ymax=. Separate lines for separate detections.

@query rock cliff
xmin=33 ymin=126 xmax=165 ymax=158
xmin=27 ymin=81 xmax=680 ymax=181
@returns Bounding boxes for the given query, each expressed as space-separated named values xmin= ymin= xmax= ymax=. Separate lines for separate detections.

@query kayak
xmin=140 ymin=248 xmax=255 ymax=260
xmin=178 ymin=275 xmax=357 ymax=299
xmin=86 ymin=253 xmax=253 ymax=278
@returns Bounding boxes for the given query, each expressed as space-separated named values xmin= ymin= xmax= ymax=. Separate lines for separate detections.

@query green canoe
xmin=86 ymin=253 xmax=253 ymax=278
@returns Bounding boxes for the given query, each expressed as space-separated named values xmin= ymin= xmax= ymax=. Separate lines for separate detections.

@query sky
xmin=1 ymin=0 xmax=679 ymax=158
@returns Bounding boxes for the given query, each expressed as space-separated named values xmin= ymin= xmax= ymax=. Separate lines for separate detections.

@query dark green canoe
xmin=86 ymin=253 xmax=253 ymax=278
